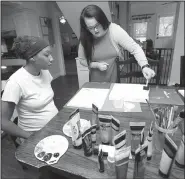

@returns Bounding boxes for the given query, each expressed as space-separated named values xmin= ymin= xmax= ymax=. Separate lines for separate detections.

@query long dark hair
xmin=80 ymin=5 xmax=110 ymax=65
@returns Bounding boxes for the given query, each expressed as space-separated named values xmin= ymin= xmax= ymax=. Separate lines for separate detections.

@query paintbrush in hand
xmin=143 ymin=79 xmax=149 ymax=90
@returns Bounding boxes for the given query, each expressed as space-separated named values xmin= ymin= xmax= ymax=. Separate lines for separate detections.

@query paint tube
xmin=99 ymin=114 xmax=112 ymax=145
xmin=111 ymin=116 xmax=120 ymax=145
xmin=70 ymin=109 xmax=82 ymax=149
xmin=93 ymin=144 xmax=115 ymax=156
xmin=140 ymin=128 xmax=145 ymax=146
xmin=98 ymin=149 xmax=104 ymax=173
xmin=159 ymin=134 xmax=178 ymax=178
xmin=107 ymin=147 xmax=116 ymax=175
xmin=146 ymin=121 xmax=154 ymax=160
xmin=113 ymin=130 xmax=127 ymax=150
xmin=115 ymin=146 xmax=131 ymax=179
xmin=175 ymin=134 xmax=185 ymax=168
xmin=82 ymin=126 xmax=93 ymax=156
xmin=92 ymin=104 xmax=99 ymax=129
xmin=91 ymin=124 xmax=97 ymax=143
xmin=133 ymin=143 xmax=148 ymax=179
xmin=130 ymin=122 xmax=146 ymax=155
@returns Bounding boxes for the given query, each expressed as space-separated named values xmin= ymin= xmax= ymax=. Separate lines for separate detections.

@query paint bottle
xmin=175 ymin=134 xmax=185 ymax=168
xmin=159 ymin=134 xmax=177 ymax=178
xmin=115 ymin=146 xmax=131 ymax=179
xmin=93 ymin=144 xmax=115 ymax=156
xmin=130 ymin=122 xmax=146 ymax=155
xmin=133 ymin=143 xmax=148 ymax=179
xmin=82 ymin=126 xmax=93 ymax=157
xmin=146 ymin=121 xmax=154 ymax=160
xmin=107 ymin=147 xmax=116 ymax=175
xmin=99 ymin=114 xmax=112 ymax=145
xmin=70 ymin=109 xmax=82 ymax=149
xmin=113 ymin=130 xmax=127 ymax=150
xmin=111 ymin=116 xmax=120 ymax=145
xmin=92 ymin=104 xmax=99 ymax=129
xmin=91 ymin=124 xmax=97 ymax=143
xmin=98 ymin=149 xmax=104 ymax=173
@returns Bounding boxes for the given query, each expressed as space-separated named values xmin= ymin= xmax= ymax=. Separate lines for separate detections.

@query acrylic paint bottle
xmin=70 ymin=109 xmax=82 ymax=149
xmin=82 ymin=126 xmax=93 ymax=156
xmin=91 ymin=124 xmax=97 ymax=143
xmin=133 ymin=143 xmax=148 ymax=179
xmin=159 ymin=134 xmax=177 ymax=178
xmin=93 ymin=144 xmax=115 ymax=156
xmin=107 ymin=148 xmax=116 ymax=175
xmin=113 ymin=130 xmax=127 ymax=150
xmin=92 ymin=104 xmax=99 ymax=129
xmin=146 ymin=121 xmax=154 ymax=160
xmin=175 ymin=134 xmax=185 ymax=168
xmin=98 ymin=149 xmax=104 ymax=173
xmin=115 ymin=146 xmax=131 ymax=179
xmin=130 ymin=122 xmax=146 ymax=155
xmin=111 ymin=116 xmax=120 ymax=145
xmin=99 ymin=114 xmax=112 ymax=145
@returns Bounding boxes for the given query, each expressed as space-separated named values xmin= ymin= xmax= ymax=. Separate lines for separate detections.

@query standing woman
xmin=77 ymin=5 xmax=155 ymax=82
xmin=1 ymin=36 xmax=58 ymax=142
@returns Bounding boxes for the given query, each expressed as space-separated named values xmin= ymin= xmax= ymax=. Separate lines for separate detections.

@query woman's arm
xmin=112 ymin=24 xmax=148 ymax=67
xmin=1 ymin=101 xmax=31 ymax=139
xmin=112 ymin=24 xmax=155 ymax=79
xmin=78 ymin=43 xmax=103 ymax=69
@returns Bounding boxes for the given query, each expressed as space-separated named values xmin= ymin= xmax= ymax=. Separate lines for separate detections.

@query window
xmin=133 ymin=22 xmax=147 ymax=42
xmin=158 ymin=16 xmax=174 ymax=37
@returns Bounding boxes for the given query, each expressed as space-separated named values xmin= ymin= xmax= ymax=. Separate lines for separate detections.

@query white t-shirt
xmin=2 ymin=67 xmax=58 ymax=132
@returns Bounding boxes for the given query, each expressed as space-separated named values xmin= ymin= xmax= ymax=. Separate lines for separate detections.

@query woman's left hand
xmin=142 ymin=67 xmax=155 ymax=80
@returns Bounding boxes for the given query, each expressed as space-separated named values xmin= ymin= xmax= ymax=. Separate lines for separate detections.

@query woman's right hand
xmin=97 ymin=62 xmax=109 ymax=71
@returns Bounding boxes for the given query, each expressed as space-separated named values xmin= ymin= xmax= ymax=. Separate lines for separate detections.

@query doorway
xmin=59 ymin=19 xmax=78 ymax=75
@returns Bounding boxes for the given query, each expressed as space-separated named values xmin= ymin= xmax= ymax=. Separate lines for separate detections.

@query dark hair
xmin=11 ymin=36 xmax=40 ymax=61
xmin=79 ymin=5 xmax=110 ymax=65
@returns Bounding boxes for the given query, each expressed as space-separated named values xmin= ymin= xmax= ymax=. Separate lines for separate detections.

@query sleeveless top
xmin=90 ymin=30 xmax=118 ymax=83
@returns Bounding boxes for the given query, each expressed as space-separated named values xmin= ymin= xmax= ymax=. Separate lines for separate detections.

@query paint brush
xmin=143 ymin=79 xmax=149 ymax=90
xmin=146 ymin=99 xmax=157 ymax=122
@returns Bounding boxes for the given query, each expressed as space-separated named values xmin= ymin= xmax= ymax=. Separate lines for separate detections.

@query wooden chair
xmin=116 ymin=56 xmax=164 ymax=85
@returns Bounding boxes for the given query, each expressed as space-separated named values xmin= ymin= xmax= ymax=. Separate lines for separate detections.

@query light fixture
xmin=1 ymin=66 xmax=7 ymax=69
xmin=59 ymin=16 xmax=66 ymax=24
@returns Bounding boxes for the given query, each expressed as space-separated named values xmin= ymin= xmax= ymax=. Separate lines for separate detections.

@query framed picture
xmin=72 ymin=33 xmax=77 ymax=39
xmin=39 ymin=17 xmax=55 ymax=46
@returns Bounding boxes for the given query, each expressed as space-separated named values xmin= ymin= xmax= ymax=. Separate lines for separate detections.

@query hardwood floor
xmin=1 ymin=75 xmax=79 ymax=179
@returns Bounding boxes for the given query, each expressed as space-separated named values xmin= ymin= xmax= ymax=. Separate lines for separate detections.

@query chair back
xmin=116 ymin=56 xmax=164 ymax=85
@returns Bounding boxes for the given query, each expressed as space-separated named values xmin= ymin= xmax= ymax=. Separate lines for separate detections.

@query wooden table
xmin=15 ymin=83 xmax=184 ymax=179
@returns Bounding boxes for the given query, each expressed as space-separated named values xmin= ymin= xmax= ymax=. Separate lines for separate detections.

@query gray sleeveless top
xmin=90 ymin=30 xmax=118 ymax=83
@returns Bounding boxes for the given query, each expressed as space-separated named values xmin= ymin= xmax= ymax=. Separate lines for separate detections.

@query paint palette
xmin=63 ymin=118 xmax=90 ymax=137
xmin=34 ymin=135 xmax=68 ymax=165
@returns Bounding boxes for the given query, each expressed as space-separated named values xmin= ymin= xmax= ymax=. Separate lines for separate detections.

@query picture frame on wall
xmin=72 ymin=32 xmax=77 ymax=39
xmin=39 ymin=17 xmax=55 ymax=46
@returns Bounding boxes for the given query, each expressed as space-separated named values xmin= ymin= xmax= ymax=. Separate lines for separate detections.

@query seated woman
xmin=77 ymin=5 xmax=155 ymax=82
xmin=1 ymin=36 xmax=58 ymax=142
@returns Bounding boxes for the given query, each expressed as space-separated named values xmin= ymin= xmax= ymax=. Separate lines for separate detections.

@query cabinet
xmin=76 ymin=59 xmax=89 ymax=88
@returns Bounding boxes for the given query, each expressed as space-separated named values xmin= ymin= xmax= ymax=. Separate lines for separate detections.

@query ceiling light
xmin=60 ymin=16 xmax=66 ymax=24
xmin=1 ymin=66 xmax=7 ymax=69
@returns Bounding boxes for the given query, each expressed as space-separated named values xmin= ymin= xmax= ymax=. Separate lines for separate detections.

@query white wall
xmin=56 ymin=1 xmax=111 ymax=39
xmin=169 ymin=2 xmax=184 ymax=85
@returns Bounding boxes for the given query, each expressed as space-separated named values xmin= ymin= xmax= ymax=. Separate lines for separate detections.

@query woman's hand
xmin=142 ymin=67 xmax=155 ymax=80
xmin=97 ymin=62 xmax=109 ymax=71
